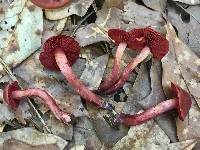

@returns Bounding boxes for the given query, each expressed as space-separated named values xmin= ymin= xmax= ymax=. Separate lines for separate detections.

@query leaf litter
xmin=0 ymin=0 xmax=199 ymax=149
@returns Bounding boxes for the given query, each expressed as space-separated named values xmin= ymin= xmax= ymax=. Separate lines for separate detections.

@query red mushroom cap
xmin=128 ymin=28 xmax=146 ymax=50
xmin=129 ymin=28 xmax=169 ymax=59
xmin=171 ymin=83 xmax=192 ymax=121
xmin=108 ymin=29 xmax=130 ymax=45
xmin=144 ymin=28 xmax=169 ymax=59
xmin=31 ymin=0 xmax=70 ymax=9
xmin=39 ymin=35 xmax=80 ymax=71
xmin=3 ymin=81 xmax=20 ymax=109
xmin=108 ymin=29 xmax=146 ymax=50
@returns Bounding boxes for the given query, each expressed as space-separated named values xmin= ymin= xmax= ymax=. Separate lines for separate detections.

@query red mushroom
xmin=3 ymin=81 xmax=71 ymax=124
xmin=39 ymin=35 xmax=112 ymax=110
xmin=98 ymin=29 xmax=145 ymax=93
xmin=113 ymin=83 xmax=192 ymax=126
xmin=31 ymin=0 xmax=70 ymax=9
xmin=103 ymin=28 xmax=169 ymax=94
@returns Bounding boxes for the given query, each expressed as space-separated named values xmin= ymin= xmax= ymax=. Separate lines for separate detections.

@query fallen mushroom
xmin=111 ymin=83 xmax=192 ymax=126
xmin=3 ymin=81 xmax=71 ymax=124
xmin=104 ymin=28 xmax=169 ymax=94
xmin=98 ymin=29 xmax=145 ymax=93
xmin=31 ymin=0 xmax=70 ymax=9
xmin=39 ymin=35 xmax=112 ymax=110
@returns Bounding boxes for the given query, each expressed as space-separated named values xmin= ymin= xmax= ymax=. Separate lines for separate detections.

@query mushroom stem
xmin=104 ymin=46 xmax=151 ymax=94
xmin=115 ymin=99 xmax=176 ymax=126
xmin=54 ymin=49 xmax=109 ymax=109
xmin=11 ymin=89 xmax=71 ymax=124
xmin=98 ymin=43 xmax=127 ymax=92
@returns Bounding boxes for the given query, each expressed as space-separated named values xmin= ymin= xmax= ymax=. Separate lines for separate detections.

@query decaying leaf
xmin=142 ymin=0 xmax=167 ymax=12
xmin=0 ymin=103 xmax=15 ymax=124
xmin=173 ymin=0 xmax=200 ymax=5
xmin=67 ymin=117 xmax=102 ymax=150
xmin=70 ymin=145 xmax=85 ymax=150
xmin=162 ymin=23 xmax=200 ymax=141
xmin=45 ymin=0 xmax=94 ymax=20
xmin=122 ymin=63 xmax=151 ymax=115
xmin=54 ymin=18 xmax=68 ymax=34
xmin=0 ymin=0 xmax=26 ymax=28
xmin=0 ymin=0 xmax=43 ymax=77
xmin=112 ymin=120 xmax=170 ymax=150
xmin=168 ymin=139 xmax=197 ymax=150
xmin=183 ymin=5 xmax=200 ymax=23
xmin=94 ymin=116 xmax=128 ymax=148
xmin=80 ymin=54 xmax=109 ymax=90
xmin=46 ymin=115 xmax=73 ymax=141
xmin=122 ymin=1 xmax=164 ymax=29
xmin=0 ymin=128 xmax=68 ymax=150
xmin=168 ymin=3 xmax=200 ymax=56
xmin=104 ymin=0 xmax=124 ymax=8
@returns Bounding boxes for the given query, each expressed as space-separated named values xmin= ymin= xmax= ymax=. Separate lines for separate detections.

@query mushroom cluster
xmin=98 ymin=28 xmax=169 ymax=94
xmin=3 ymin=27 xmax=192 ymax=127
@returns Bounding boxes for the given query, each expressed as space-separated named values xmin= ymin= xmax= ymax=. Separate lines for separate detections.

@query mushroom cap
xmin=108 ymin=28 xmax=169 ymax=59
xmin=3 ymin=81 xmax=20 ymax=109
xmin=171 ymin=83 xmax=192 ymax=121
xmin=108 ymin=29 xmax=146 ymax=50
xmin=108 ymin=29 xmax=130 ymax=45
xmin=130 ymin=28 xmax=169 ymax=59
xmin=128 ymin=29 xmax=146 ymax=50
xmin=39 ymin=35 xmax=80 ymax=71
xmin=31 ymin=0 xmax=70 ymax=9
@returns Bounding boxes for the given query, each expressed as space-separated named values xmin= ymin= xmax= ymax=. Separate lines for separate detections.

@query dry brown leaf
xmin=168 ymin=139 xmax=197 ymax=150
xmin=80 ymin=54 xmax=109 ymax=90
xmin=142 ymin=0 xmax=167 ymax=12
xmin=168 ymin=3 xmax=200 ymax=56
xmin=122 ymin=63 xmax=151 ymax=115
xmin=103 ymin=0 xmax=124 ymax=8
xmin=0 ymin=128 xmax=68 ymax=150
xmin=0 ymin=0 xmax=43 ymax=77
xmin=173 ymin=0 xmax=200 ymax=5
xmin=67 ymin=117 xmax=102 ymax=150
xmin=112 ymin=120 xmax=170 ymax=150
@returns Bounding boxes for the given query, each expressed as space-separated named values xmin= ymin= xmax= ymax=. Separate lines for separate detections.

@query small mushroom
xmin=31 ymin=0 xmax=70 ymax=9
xmin=98 ymin=29 xmax=145 ymax=93
xmin=39 ymin=35 xmax=112 ymax=110
xmin=113 ymin=83 xmax=192 ymax=126
xmin=104 ymin=28 xmax=169 ymax=94
xmin=3 ymin=81 xmax=71 ymax=124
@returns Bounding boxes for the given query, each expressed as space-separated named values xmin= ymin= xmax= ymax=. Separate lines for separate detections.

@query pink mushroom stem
xmin=54 ymin=49 xmax=109 ymax=109
xmin=11 ymin=88 xmax=71 ymax=124
xmin=98 ymin=43 xmax=127 ymax=92
xmin=116 ymin=99 xmax=176 ymax=126
xmin=104 ymin=46 xmax=151 ymax=94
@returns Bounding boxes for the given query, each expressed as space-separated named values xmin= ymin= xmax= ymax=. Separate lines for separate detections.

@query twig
xmin=0 ymin=57 xmax=51 ymax=133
